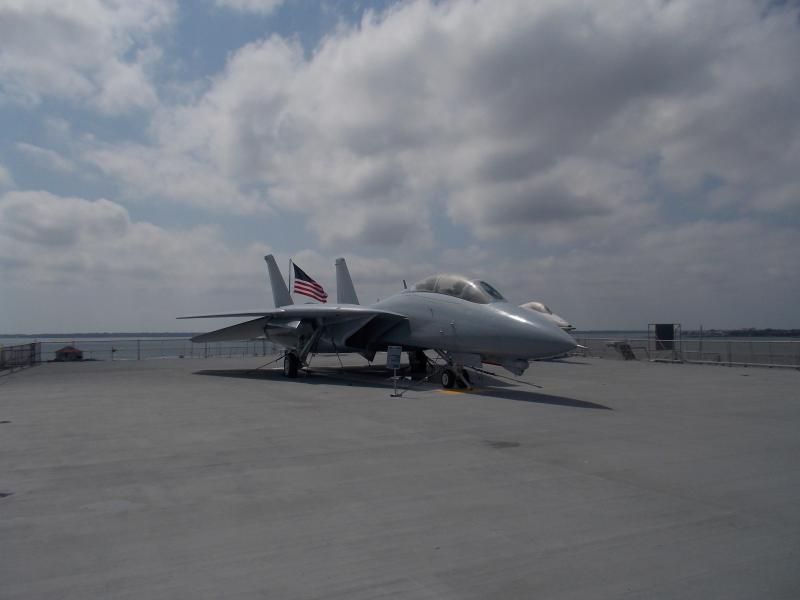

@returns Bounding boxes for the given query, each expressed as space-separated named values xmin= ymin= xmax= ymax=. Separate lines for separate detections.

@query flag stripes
xmin=292 ymin=263 xmax=328 ymax=303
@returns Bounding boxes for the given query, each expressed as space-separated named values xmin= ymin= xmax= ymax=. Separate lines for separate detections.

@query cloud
xmin=0 ymin=190 xmax=279 ymax=330
xmin=0 ymin=189 xmax=425 ymax=331
xmin=213 ymin=0 xmax=284 ymax=15
xmin=2 ymin=0 xmax=798 ymax=332
xmin=447 ymin=157 xmax=652 ymax=243
xmin=83 ymin=141 xmax=267 ymax=214
xmin=16 ymin=142 xmax=75 ymax=173
xmin=0 ymin=190 xmax=256 ymax=286
xmin=0 ymin=163 xmax=14 ymax=188
xmin=77 ymin=0 xmax=800 ymax=250
xmin=1 ymin=192 xmax=796 ymax=332
xmin=0 ymin=190 xmax=129 ymax=247
xmin=485 ymin=219 xmax=800 ymax=329
xmin=0 ymin=0 xmax=173 ymax=114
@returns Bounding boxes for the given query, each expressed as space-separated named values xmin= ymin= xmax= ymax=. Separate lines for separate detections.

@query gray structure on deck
xmin=2 ymin=356 xmax=799 ymax=599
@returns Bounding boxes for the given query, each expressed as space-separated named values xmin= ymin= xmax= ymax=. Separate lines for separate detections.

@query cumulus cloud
xmin=0 ymin=0 xmax=173 ymax=114
xmin=0 ymin=190 xmax=259 ymax=289
xmin=78 ymin=0 xmax=800 ymax=249
xmin=522 ymin=220 xmax=800 ymax=329
xmin=0 ymin=190 xmax=127 ymax=247
xmin=0 ymin=163 xmax=14 ymax=188
xmin=16 ymin=142 xmax=75 ymax=173
xmin=213 ymin=0 xmax=284 ymax=15
xmin=83 ymin=141 xmax=267 ymax=214
xmin=0 ymin=189 xmax=429 ymax=331
xmin=0 ymin=190 xmax=281 ymax=330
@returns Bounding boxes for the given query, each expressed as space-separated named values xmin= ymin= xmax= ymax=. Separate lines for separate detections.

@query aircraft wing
xmin=187 ymin=316 xmax=276 ymax=343
xmin=179 ymin=304 xmax=408 ymax=343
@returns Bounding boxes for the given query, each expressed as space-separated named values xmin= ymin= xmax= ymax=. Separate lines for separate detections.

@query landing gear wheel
xmin=283 ymin=353 xmax=299 ymax=378
xmin=441 ymin=368 xmax=456 ymax=389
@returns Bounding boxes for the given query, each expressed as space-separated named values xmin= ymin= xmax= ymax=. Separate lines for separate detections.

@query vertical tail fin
xmin=335 ymin=257 xmax=359 ymax=305
xmin=264 ymin=255 xmax=293 ymax=307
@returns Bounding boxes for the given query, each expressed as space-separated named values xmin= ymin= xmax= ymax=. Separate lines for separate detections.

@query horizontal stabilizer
xmin=191 ymin=317 xmax=269 ymax=343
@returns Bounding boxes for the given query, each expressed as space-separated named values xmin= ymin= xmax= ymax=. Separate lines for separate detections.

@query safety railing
xmin=27 ymin=338 xmax=278 ymax=362
xmin=0 ymin=343 xmax=40 ymax=372
xmin=572 ymin=336 xmax=800 ymax=368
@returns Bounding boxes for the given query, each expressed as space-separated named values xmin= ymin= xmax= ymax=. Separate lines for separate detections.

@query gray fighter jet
xmin=180 ymin=255 xmax=577 ymax=388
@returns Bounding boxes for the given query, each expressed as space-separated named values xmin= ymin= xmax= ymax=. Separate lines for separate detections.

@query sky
xmin=1 ymin=0 xmax=799 ymax=333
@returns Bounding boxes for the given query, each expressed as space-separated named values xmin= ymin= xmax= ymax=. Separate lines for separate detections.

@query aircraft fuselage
xmin=295 ymin=291 xmax=576 ymax=363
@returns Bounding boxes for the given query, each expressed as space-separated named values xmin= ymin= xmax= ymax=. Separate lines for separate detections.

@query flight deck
xmin=2 ymin=356 xmax=799 ymax=599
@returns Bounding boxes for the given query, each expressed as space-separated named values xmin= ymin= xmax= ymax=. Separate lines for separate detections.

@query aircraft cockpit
xmin=411 ymin=274 xmax=506 ymax=304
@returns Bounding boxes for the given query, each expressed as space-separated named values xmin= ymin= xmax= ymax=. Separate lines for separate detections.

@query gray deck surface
xmin=1 ymin=356 xmax=799 ymax=599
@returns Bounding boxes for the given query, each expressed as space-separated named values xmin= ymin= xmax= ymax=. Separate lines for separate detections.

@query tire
xmin=441 ymin=369 xmax=455 ymax=389
xmin=283 ymin=353 xmax=299 ymax=378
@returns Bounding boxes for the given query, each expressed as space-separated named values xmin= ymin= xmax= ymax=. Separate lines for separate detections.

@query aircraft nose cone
xmin=541 ymin=325 xmax=578 ymax=357
xmin=496 ymin=305 xmax=577 ymax=359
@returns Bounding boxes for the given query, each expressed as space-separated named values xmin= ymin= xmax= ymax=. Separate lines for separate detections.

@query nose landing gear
xmin=440 ymin=364 xmax=472 ymax=389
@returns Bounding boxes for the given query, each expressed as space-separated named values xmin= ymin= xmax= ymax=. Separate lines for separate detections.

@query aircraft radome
xmin=179 ymin=255 xmax=577 ymax=388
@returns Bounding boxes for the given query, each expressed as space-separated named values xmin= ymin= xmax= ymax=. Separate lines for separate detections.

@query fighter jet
xmin=179 ymin=255 xmax=577 ymax=388
xmin=520 ymin=301 xmax=575 ymax=331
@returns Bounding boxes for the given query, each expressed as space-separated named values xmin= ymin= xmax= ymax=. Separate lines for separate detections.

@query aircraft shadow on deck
xmin=195 ymin=364 xmax=408 ymax=390
xmin=464 ymin=388 xmax=611 ymax=410
xmin=194 ymin=364 xmax=610 ymax=410
xmin=538 ymin=358 xmax=593 ymax=366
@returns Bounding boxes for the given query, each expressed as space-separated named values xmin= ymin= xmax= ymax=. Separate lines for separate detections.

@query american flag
xmin=292 ymin=263 xmax=328 ymax=303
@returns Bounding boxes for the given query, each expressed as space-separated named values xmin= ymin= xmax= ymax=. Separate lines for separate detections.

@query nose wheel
xmin=441 ymin=368 xmax=455 ymax=389
xmin=441 ymin=367 xmax=471 ymax=389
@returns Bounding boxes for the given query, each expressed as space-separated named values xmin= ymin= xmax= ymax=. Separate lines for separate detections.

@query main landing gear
xmin=282 ymin=325 xmax=324 ymax=379
xmin=283 ymin=352 xmax=300 ymax=378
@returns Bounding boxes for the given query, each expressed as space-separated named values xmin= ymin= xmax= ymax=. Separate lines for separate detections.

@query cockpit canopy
xmin=411 ymin=274 xmax=506 ymax=304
